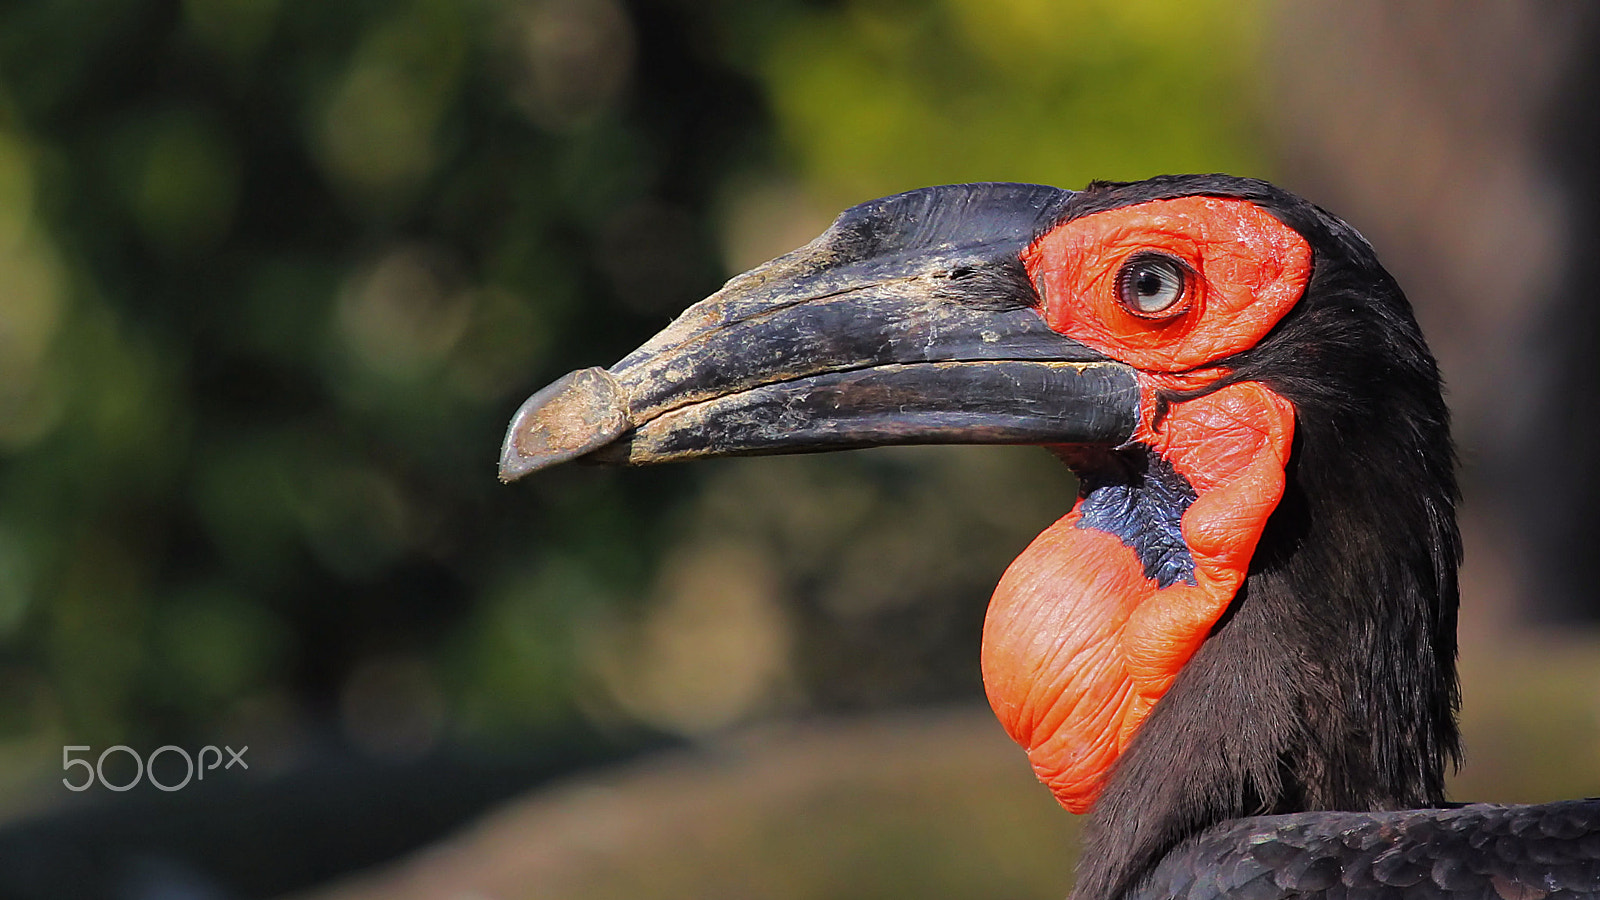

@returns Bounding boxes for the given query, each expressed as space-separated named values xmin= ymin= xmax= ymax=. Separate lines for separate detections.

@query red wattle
xmin=980 ymin=381 xmax=1295 ymax=812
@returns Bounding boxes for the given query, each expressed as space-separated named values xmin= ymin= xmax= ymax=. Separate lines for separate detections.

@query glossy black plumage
xmin=1139 ymin=800 xmax=1600 ymax=900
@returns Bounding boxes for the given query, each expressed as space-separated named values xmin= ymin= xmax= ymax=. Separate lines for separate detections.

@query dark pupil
xmin=1135 ymin=268 xmax=1164 ymax=296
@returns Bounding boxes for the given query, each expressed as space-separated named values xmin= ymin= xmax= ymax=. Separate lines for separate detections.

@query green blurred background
xmin=1 ymin=1 xmax=1598 ymax=898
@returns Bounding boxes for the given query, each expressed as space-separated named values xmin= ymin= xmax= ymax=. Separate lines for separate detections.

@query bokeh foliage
xmin=0 ymin=0 xmax=1265 ymax=810
xmin=761 ymin=0 xmax=1265 ymax=203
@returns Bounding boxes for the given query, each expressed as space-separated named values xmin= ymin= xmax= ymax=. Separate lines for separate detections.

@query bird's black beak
xmin=499 ymin=183 xmax=1140 ymax=481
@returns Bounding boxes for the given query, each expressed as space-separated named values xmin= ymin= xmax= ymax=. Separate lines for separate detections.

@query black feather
xmin=1135 ymin=800 xmax=1600 ymax=900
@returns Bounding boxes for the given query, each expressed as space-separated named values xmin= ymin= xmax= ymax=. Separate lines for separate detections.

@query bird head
xmin=500 ymin=176 xmax=1460 ymax=835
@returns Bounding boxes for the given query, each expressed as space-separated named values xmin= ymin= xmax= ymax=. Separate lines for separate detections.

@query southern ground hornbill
xmin=499 ymin=175 xmax=1600 ymax=899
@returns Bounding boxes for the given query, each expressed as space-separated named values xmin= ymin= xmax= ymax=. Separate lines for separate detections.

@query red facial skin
xmin=981 ymin=197 xmax=1311 ymax=813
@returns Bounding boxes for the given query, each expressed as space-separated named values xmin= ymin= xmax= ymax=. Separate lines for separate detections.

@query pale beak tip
xmin=498 ymin=367 xmax=632 ymax=482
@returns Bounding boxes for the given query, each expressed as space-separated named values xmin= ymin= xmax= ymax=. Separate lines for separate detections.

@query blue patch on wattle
xmin=1075 ymin=448 xmax=1198 ymax=588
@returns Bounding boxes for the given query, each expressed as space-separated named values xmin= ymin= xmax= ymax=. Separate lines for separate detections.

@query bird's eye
xmin=1116 ymin=254 xmax=1189 ymax=317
